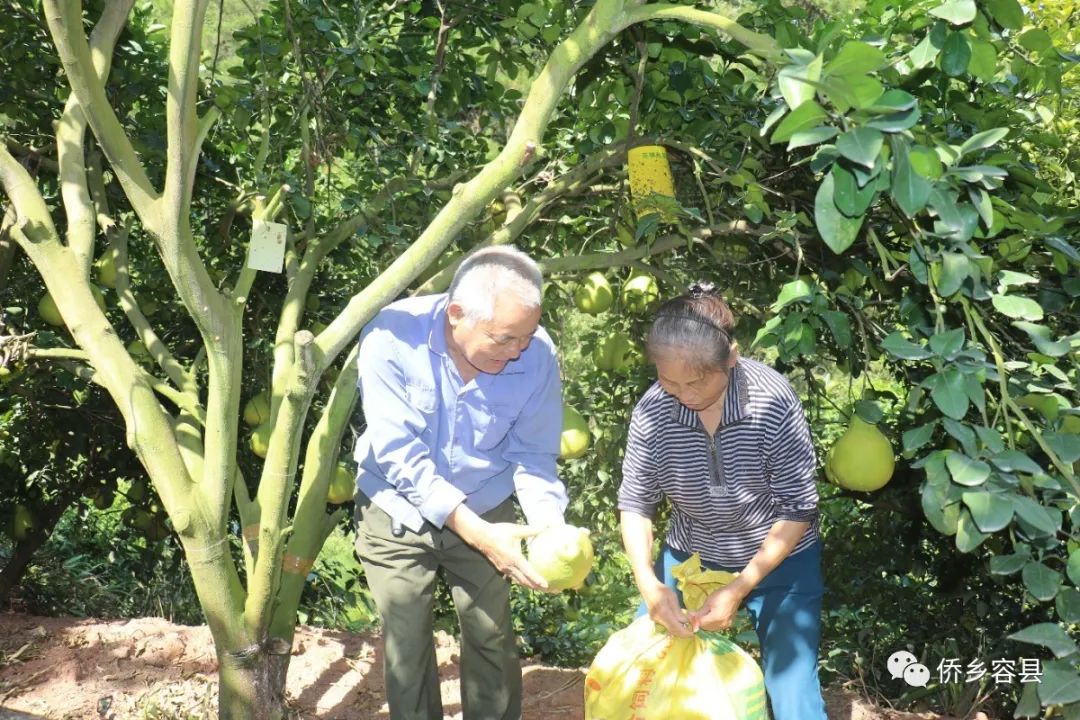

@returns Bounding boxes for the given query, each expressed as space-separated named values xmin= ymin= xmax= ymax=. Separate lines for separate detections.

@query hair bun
xmin=687 ymin=281 xmax=719 ymax=298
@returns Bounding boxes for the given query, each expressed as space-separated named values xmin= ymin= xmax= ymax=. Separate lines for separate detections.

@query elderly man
xmin=353 ymin=246 xmax=567 ymax=720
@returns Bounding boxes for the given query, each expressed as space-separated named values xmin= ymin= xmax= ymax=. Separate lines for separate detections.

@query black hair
xmin=646 ymin=282 xmax=736 ymax=371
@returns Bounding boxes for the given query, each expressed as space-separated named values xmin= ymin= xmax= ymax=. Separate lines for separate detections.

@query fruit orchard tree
xmin=2 ymin=0 xmax=1080 ymax=717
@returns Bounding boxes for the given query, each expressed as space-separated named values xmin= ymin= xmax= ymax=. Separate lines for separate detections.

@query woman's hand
xmin=641 ymin=578 xmax=695 ymax=638
xmin=688 ymin=584 xmax=747 ymax=632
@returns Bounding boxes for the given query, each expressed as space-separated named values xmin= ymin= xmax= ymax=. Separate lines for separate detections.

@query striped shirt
xmin=618 ymin=357 xmax=819 ymax=568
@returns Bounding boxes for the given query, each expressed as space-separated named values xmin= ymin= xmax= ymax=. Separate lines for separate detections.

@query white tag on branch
xmin=247 ymin=219 xmax=287 ymax=273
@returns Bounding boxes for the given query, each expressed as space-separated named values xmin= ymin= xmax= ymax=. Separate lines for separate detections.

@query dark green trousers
xmin=355 ymin=496 xmax=521 ymax=720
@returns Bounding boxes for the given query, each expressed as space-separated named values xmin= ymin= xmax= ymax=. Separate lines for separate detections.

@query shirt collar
xmin=427 ymin=294 xmax=450 ymax=357
xmin=670 ymin=359 xmax=751 ymax=429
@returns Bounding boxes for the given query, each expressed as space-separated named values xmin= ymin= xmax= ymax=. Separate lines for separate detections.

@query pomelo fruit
xmin=127 ymin=340 xmax=151 ymax=361
xmin=529 ymin=525 xmax=594 ymax=591
xmin=573 ymin=273 xmax=614 ymax=314
xmin=560 ymin=406 xmax=590 ymax=460
xmin=91 ymin=285 xmax=107 ymax=311
xmin=11 ymin=504 xmax=35 ymax=541
xmin=244 ymin=391 xmax=271 ymax=427
xmin=37 ymin=293 xmax=63 ymax=326
xmin=828 ymin=416 xmax=894 ymax=492
xmin=250 ymin=422 xmax=272 ymax=458
xmin=328 ymin=463 xmax=355 ymax=504
xmin=593 ymin=332 xmax=638 ymax=372
xmin=95 ymin=253 xmax=118 ymax=288
xmin=621 ymin=274 xmax=659 ymax=313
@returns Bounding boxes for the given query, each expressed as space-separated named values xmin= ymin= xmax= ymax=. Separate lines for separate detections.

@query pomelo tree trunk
xmin=0 ymin=0 xmax=777 ymax=715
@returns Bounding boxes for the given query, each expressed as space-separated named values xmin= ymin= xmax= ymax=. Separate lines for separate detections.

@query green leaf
xmin=1018 ymin=28 xmax=1053 ymax=54
xmin=929 ymin=367 xmax=969 ymax=419
xmin=940 ymin=32 xmax=971 ymax=76
xmin=892 ymin=146 xmax=932 ymax=216
xmin=1012 ymin=322 xmax=1071 ymax=357
xmin=772 ymin=101 xmax=828 ymax=144
xmin=929 ymin=327 xmax=965 ymax=356
xmin=1013 ymin=496 xmax=1059 ymax=537
xmin=985 ymin=0 xmax=1024 ymax=29
xmin=787 ymin=126 xmax=839 ymax=151
xmin=997 ymin=270 xmax=1039 ymax=288
xmin=823 ymin=75 xmax=885 ymax=112
xmin=991 ymin=294 xmax=1044 ymax=321
xmin=934 ymin=252 xmax=970 ymax=297
xmin=947 ymin=451 xmax=990 ymax=486
xmin=959 ymin=128 xmax=1009 ymax=158
xmin=870 ymin=89 xmax=917 ymax=112
xmin=1014 ymin=682 xmax=1040 ymax=718
xmin=1045 ymin=237 xmax=1080 ymax=263
xmin=930 ymin=194 xmax=979 ymax=242
xmin=989 ymin=552 xmax=1028 ymax=575
xmin=820 ymin=310 xmax=852 ymax=348
xmin=832 ymin=164 xmax=876 ymax=216
xmin=975 ymin=426 xmax=1005 ymax=454
xmin=1040 ymin=660 xmax=1080 ymax=703
xmin=836 ymin=128 xmax=884 ymax=169
xmin=881 ymin=332 xmax=932 ymax=360
xmin=945 ymin=419 xmax=978 ymax=456
xmin=777 ymin=54 xmax=823 ymax=110
xmin=1022 ymin=561 xmax=1061 ymax=601
xmin=866 ymin=107 xmax=920 ymax=132
xmin=825 ymin=41 xmax=887 ymax=76
xmin=989 ymin=450 xmax=1042 ymax=475
xmin=1046 ymin=432 xmax=1080 ymax=463
xmin=930 ymin=0 xmax=977 ymax=25
xmin=967 ymin=40 xmax=997 ymax=82
xmin=774 ymin=278 xmax=814 ymax=309
xmin=1008 ymin=623 xmax=1078 ymax=659
xmin=909 ymin=32 xmax=942 ymax=69
xmin=1068 ymin=549 xmax=1080 ymax=587
xmin=956 ymin=507 xmax=989 ymax=551
xmin=923 ymin=484 xmax=960 ymax=535
xmin=1057 ymin=588 xmax=1080 ymax=624
xmin=814 ymin=172 xmax=864 ymax=254
xmin=903 ymin=420 xmax=938 ymax=454
xmin=761 ymin=104 xmax=788 ymax=136
xmin=962 ymin=491 xmax=1013 ymax=532
xmin=970 ymin=186 xmax=993 ymax=228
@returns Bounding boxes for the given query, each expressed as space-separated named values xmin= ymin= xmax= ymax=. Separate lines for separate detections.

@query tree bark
xmin=216 ymin=642 xmax=292 ymax=720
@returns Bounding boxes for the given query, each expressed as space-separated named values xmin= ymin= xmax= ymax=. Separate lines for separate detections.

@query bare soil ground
xmin=0 ymin=613 xmax=952 ymax=719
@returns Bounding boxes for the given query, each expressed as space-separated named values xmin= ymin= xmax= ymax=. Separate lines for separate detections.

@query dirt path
xmin=0 ymin=613 xmax=940 ymax=719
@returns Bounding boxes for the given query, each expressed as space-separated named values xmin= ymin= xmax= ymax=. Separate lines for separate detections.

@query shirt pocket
xmin=469 ymin=402 xmax=515 ymax=451
xmin=405 ymin=383 xmax=437 ymax=415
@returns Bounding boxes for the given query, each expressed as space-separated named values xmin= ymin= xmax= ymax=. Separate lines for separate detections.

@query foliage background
xmin=2 ymin=0 xmax=1079 ymax=716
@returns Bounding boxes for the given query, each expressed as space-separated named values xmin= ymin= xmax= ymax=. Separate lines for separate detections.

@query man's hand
xmin=640 ymin=577 xmax=695 ymax=638
xmin=688 ymin=584 xmax=747 ymax=632
xmin=446 ymin=505 xmax=549 ymax=591
xmin=479 ymin=521 xmax=550 ymax=591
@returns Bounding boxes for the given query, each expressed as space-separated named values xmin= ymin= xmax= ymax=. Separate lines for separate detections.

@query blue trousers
xmin=636 ymin=543 xmax=828 ymax=720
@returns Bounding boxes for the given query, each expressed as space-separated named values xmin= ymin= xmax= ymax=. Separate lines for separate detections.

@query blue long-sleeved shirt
xmin=353 ymin=293 xmax=568 ymax=532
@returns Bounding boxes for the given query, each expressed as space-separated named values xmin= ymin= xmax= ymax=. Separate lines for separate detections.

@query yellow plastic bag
xmin=584 ymin=617 xmax=767 ymax=720
xmin=671 ymin=553 xmax=739 ymax=612
xmin=585 ymin=554 xmax=765 ymax=720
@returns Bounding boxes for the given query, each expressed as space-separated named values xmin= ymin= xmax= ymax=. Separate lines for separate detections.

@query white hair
xmin=448 ymin=246 xmax=543 ymax=323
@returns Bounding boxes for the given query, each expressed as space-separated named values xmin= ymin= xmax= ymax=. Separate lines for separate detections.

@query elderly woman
xmin=618 ymin=283 xmax=828 ymax=720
